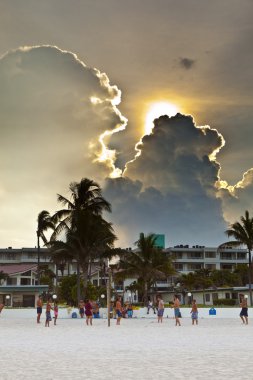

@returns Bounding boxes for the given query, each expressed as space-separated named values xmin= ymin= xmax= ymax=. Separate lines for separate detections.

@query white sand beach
xmin=0 ymin=312 xmax=252 ymax=380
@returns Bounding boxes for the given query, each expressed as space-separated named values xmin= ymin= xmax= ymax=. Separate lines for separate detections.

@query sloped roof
xmin=0 ymin=264 xmax=37 ymax=275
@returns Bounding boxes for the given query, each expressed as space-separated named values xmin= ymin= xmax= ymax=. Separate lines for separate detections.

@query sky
xmin=0 ymin=0 xmax=253 ymax=248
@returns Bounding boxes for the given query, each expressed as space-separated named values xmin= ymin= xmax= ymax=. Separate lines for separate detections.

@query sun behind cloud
xmin=145 ymin=101 xmax=179 ymax=135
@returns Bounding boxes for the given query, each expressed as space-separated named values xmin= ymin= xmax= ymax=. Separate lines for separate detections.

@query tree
xmin=65 ymin=210 xmax=116 ymax=300
xmin=178 ymin=269 xmax=213 ymax=305
xmin=226 ymin=210 xmax=253 ymax=306
xmin=59 ymin=274 xmax=78 ymax=305
xmin=116 ymin=233 xmax=175 ymax=304
xmin=50 ymin=178 xmax=114 ymax=302
xmin=51 ymin=178 xmax=111 ymax=238
xmin=48 ymin=240 xmax=74 ymax=288
xmin=210 ymin=269 xmax=240 ymax=287
xmin=37 ymin=211 xmax=55 ymax=285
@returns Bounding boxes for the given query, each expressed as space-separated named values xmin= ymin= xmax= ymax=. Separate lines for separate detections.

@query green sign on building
xmin=154 ymin=234 xmax=165 ymax=249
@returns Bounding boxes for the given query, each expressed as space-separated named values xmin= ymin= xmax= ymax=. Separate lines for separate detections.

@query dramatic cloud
xmin=218 ymin=169 xmax=253 ymax=224
xmin=105 ymin=114 xmax=228 ymax=247
xmin=0 ymin=45 xmax=126 ymax=246
xmin=1 ymin=45 xmax=253 ymax=249
xmin=179 ymin=58 xmax=195 ymax=70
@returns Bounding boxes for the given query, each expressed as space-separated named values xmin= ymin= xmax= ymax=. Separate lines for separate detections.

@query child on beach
xmin=85 ymin=299 xmax=93 ymax=326
xmin=190 ymin=299 xmax=198 ymax=325
xmin=45 ymin=299 xmax=53 ymax=327
xmin=79 ymin=300 xmax=85 ymax=318
xmin=53 ymin=301 xmax=58 ymax=325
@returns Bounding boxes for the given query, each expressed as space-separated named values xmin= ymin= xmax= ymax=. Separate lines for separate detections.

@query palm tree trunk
xmin=248 ymin=250 xmax=253 ymax=306
xmin=77 ymin=261 xmax=80 ymax=304
xmin=143 ymin=281 xmax=148 ymax=306
xmin=55 ymin=265 xmax=58 ymax=290
xmin=37 ymin=232 xmax=40 ymax=285
xmin=80 ymin=262 xmax=89 ymax=295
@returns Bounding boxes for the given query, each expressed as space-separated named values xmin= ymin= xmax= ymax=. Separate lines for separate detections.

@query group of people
xmin=33 ymin=294 xmax=249 ymax=327
xmin=78 ymin=299 xmax=95 ymax=325
xmin=151 ymin=295 xmax=200 ymax=326
xmin=154 ymin=294 xmax=249 ymax=326
xmin=37 ymin=296 xmax=58 ymax=327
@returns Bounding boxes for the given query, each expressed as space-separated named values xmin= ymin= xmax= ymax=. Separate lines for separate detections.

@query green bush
xmin=213 ymin=298 xmax=236 ymax=306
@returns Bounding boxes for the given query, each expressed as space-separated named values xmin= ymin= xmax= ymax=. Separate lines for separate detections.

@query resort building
xmin=166 ymin=244 xmax=248 ymax=273
xmin=0 ymin=263 xmax=48 ymax=307
xmin=0 ymin=244 xmax=249 ymax=306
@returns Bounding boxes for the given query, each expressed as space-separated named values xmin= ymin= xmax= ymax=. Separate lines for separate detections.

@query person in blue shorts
xmin=115 ymin=296 xmax=122 ymax=325
xmin=157 ymin=296 xmax=164 ymax=323
xmin=240 ymin=296 xmax=248 ymax=325
xmin=79 ymin=300 xmax=85 ymax=318
xmin=172 ymin=295 xmax=181 ymax=326
xmin=45 ymin=299 xmax=53 ymax=327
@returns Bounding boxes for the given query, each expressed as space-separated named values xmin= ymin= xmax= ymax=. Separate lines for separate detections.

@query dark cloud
xmin=105 ymin=114 xmax=227 ymax=247
xmin=179 ymin=57 xmax=195 ymax=70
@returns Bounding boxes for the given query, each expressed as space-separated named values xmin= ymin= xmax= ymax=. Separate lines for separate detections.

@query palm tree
xmin=226 ymin=210 xmax=253 ymax=306
xmin=50 ymin=209 xmax=117 ymax=302
xmin=65 ymin=210 xmax=116 ymax=299
xmin=48 ymin=240 xmax=74 ymax=288
xmin=37 ymin=211 xmax=55 ymax=285
xmin=116 ymin=233 xmax=175 ymax=304
xmin=51 ymin=178 xmax=114 ymax=302
xmin=51 ymin=178 xmax=111 ymax=238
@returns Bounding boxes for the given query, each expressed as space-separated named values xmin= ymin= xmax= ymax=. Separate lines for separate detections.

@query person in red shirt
xmin=85 ymin=299 xmax=93 ymax=326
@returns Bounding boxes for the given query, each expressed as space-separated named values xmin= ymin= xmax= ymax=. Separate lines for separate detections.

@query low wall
xmin=0 ymin=307 xmax=250 ymax=319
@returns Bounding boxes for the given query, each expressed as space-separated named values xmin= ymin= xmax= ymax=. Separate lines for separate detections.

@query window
xmin=188 ymin=264 xmax=203 ymax=270
xmin=225 ymin=293 xmax=230 ymax=299
xmin=212 ymin=293 xmax=218 ymax=301
xmin=174 ymin=263 xmax=183 ymax=270
xmin=205 ymin=252 xmax=216 ymax=258
xmin=221 ymin=264 xmax=233 ymax=270
xmin=174 ymin=253 xmax=183 ymax=259
xmin=7 ymin=277 xmax=17 ymax=285
xmin=22 ymin=270 xmax=31 ymax=276
xmin=237 ymin=253 xmax=246 ymax=260
xmin=205 ymin=264 xmax=216 ymax=270
xmin=71 ymin=263 xmax=77 ymax=272
xmin=20 ymin=278 xmax=31 ymax=285
xmin=220 ymin=253 xmax=236 ymax=260
xmin=93 ymin=280 xmax=98 ymax=286
xmin=205 ymin=294 xmax=210 ymax=302
xmin=187 ymin=252 xmax=203 ymax=259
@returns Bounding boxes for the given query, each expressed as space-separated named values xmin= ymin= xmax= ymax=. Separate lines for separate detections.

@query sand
xmin=0 ymin=315 xmax=252 ymax=380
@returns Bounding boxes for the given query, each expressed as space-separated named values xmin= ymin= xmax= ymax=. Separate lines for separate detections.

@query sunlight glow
xmin=145 ymin=102 xmax=179 ymax=135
